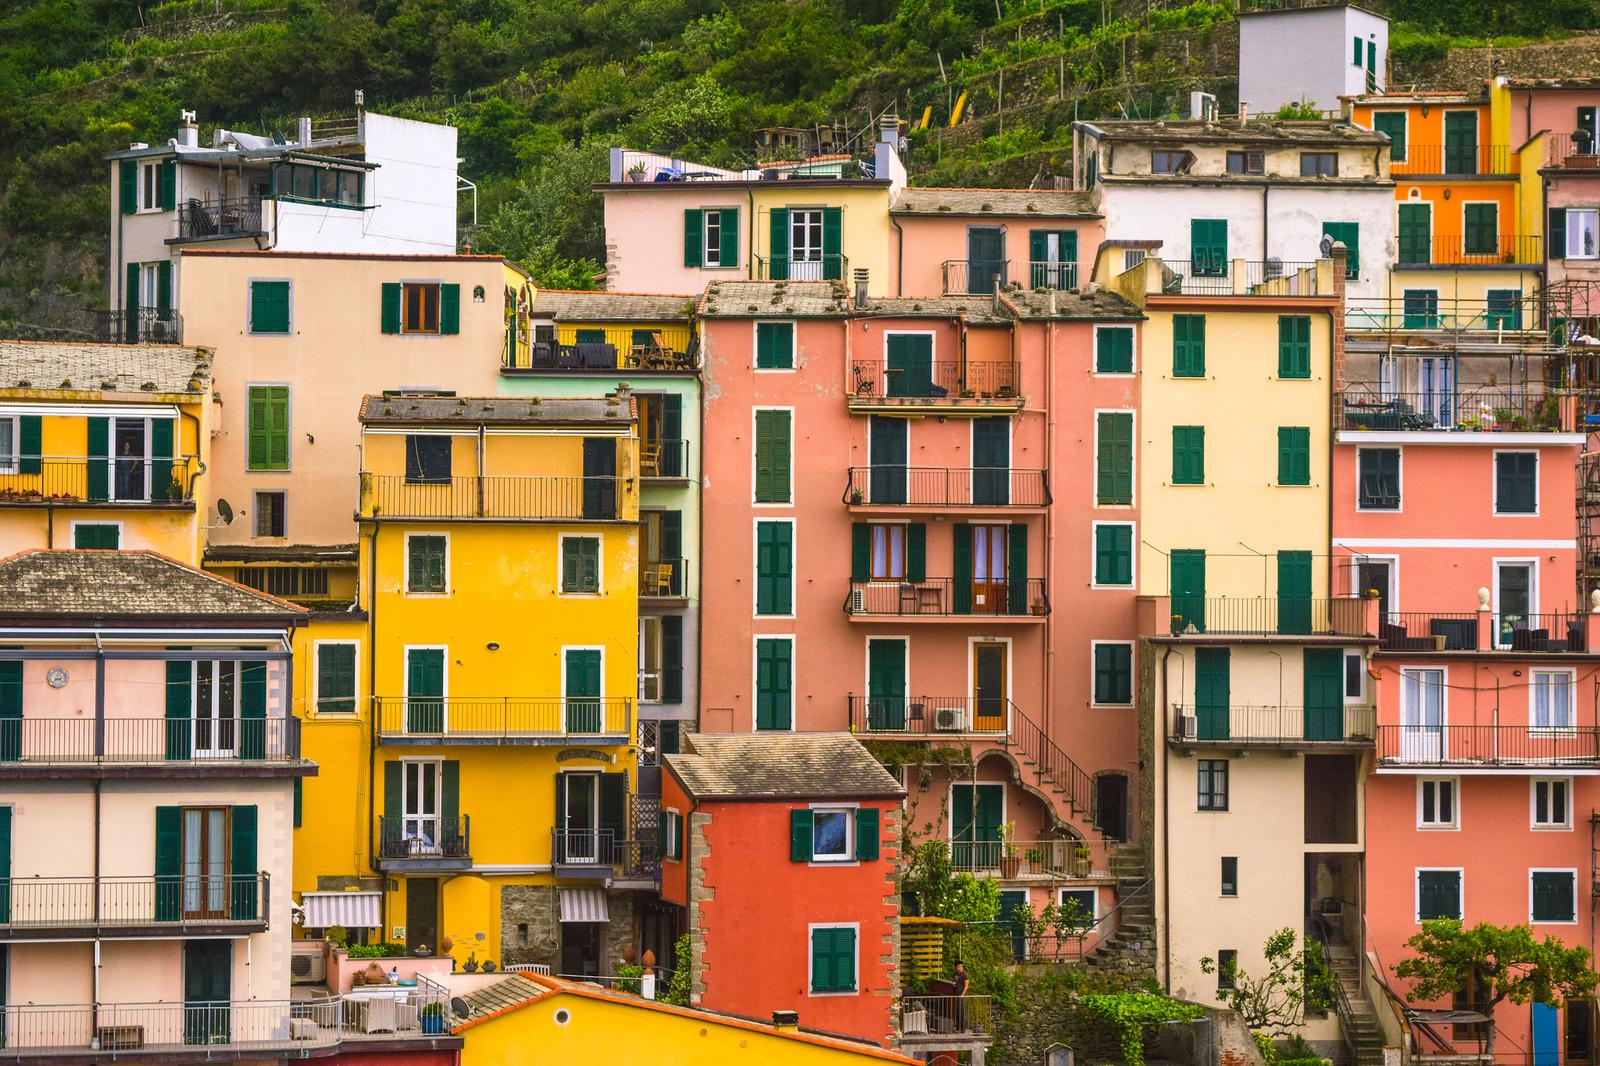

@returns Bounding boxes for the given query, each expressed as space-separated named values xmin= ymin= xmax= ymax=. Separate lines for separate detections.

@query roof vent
xmin=853 ymin=269 xmax=870 ymax=310
xmin=772 ymin=1011 xmax=799 ymax=1031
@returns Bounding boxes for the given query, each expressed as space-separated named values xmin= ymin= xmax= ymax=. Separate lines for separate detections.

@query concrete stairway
xmin=1082 ymin=846 xmax=1156 ymax=981
xmin=1327 ymin=947 xmax=1385 ymax=1066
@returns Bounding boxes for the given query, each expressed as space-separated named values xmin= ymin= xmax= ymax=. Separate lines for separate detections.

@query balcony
xmin=847 ymin=695 xmax=1011 ymax=737
xmin=374 ymin=697 xmax=633 ymax=744
xmin=948 ymin=837 xmax=1115 ymax=879
xmin=641 ymin=439 xmax=689 ymax=481
xmin=1396 ymin=235 xmax=1543 ymax=268
xmin=377 ymin=815 xmax=471 ymax=870
xmin=847 ymin=359 xmax=1022 ymax=412
xmin=940 ymin=260 xmax=1078 ymax=294
xmin=1378 ymin=611 xmax=1591 ymax=653
xmin=1390 ymin=144 xmax=1514 ymax=176
xmin=1345 ymin=294 xmax=1544 ymax=335
xmin=1339 ymin=386 xmax=1568 ymax=432
xmin=1165 ymin=597 xmax=1373 ymax=638
xmin=0 ymin=457 xmax=199 ymax=508
xmin=358 ymin=473 xmax=633 ymax=521
xmin=1379 ymin=612 xmax=1481 ymax=650
xmin=504 ymin=332 xmax=697 ymax=372
xmin=0 ymin=717 xmax=303 ymax=775
xmin=173 ymin=197 xmax=264 ymax=242
xmin=754 ymin=254 xmax=847 ymax=281
xmin=1376 ymin=725 xmax=1600 ymax=768
xmin=901 ymin=994 xmax=993 ymax=1045
xmin=843 ymin=466 xmax=1051 ymax=509
xmin=640 ymin=557 xmax=687 ymax=599
xmin=0 ymin=874 xmax=269 ymax=940
xmin=1158 ymin=259 xmax=1325 ymax=297
xmin=91 ymin=309 xmax=182 ymax=344
xmin=1169 ymin=703 xmax=1377 ymax=748
xmin=551 ymin=829 xmax=656 ymax=881
xmin=844 ymin=578 xmax=1049 ymax=619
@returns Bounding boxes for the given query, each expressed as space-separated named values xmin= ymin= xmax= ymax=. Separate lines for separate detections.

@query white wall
xmin=1239 ymin=7 xmax=1388 ymax=114
xmin=341 ymin=112 xmax=459 ymax=254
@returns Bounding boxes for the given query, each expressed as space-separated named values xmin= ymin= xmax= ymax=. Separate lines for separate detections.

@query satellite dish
xmin=1319 ymin=233 xmax=1336 ymax=258
xmin=216 ymin=498 xmax=235 ymax=525
xmin=450 ymin=997 xmax=472 ymax=1019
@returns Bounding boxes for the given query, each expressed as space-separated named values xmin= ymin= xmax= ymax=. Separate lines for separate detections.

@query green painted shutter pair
xmin=885 ymin=334 xmax=934 ymax=397
xmin=1094 ymin=525 xmax=1132 ymax=586
xmin=788 ymin=808 xmax=879 ymax=863
xmin=755 ymin=638 xmax=792 ymax=730
xmin=1485 ymin=289 xmax=1522 ymax=330
xmin=0 ymin=660 xmax=20 ymax=762
xmin=317 ymin=645 xmax=357 ymax=713
xmin=1195 ymin=648 xmax=1230 ymax=740
xmin=379 ymin=284 xmax=460 ymax=334
xmin=810 ymin=927 xmax=858 ymax=993
xmin=73 ymin=525 xmax=119 ymax=549
xmin=1277 ymin=428 xmax=1311 ymax=486
xmin=952 ymin=784 xmax=1003 ymax=868
xmin=1496 ymin=452 xmax=1538 ymax=514
xmin=150 ymin=418 xmax=175 ymax=503
xmin=1171 ymin=426 xmax=1204 ymax=485
xmin=1277 ymin=551 xmax=1314 ymax=636
xmin=1190 ymin=219 xmax=1227 ymax=276
xmin=562 ymin=537 xmax=601 ymax=593
xmin=1550 ymin=208 xmax=1569 ymax=259
xmin=1443 ymin=111 xmax=1479 ymax=175
xmin=1398 ymin=203 xmax=1432 ymax=265
xmin=1277 ymin=316 xmax=1312 ymax=379
xmin=756 ymin=322 xmax=795 ymax=369
xmin=850 ymin=524 xmax=925 ymax=582
xmin=1303 ymin=646 xmax=1343 ymax=739
xmin=867 ymin=638 xmax=906 ymax=729
xmin=766 ymin=207 xmax=841 ymax=279
xmin=1321 ymin=222 xmax=1360 ymax=279
xmin=1171 ymin=549 xmax=1206 ymax=633
xmin=1027 ymin=229 xmax=1078 ymax=288
xmin=755 ymin=521 xmax=793 ymax=615
xmin=247 ymin=387 xmax=290 ymax=471
xmin=249 ymin=281 xmax=291 ymax=334
xmin=1463 ymin=203 xmax=1499 ymax=256
xmin=1172 ymin=314 xmax=1206 ymax=377
xmin=1093 ymin=644 xmax=1132 ymax=705
xmin=407 ymin=536 xmax=447 ymax=593
xmin=17 ymin=416 xmax=40 ymax=476
xmin=1418 ymin=870 xmax=1461 ymax=920
xmin=1371 ymin=112 xmax=1406 ymax=162
xmin=1096 ymin=412 xmax=1133 ymax=505
xmin=683 ymin=208 xmax=739 ymax=267
xmin=405 ymin=648 xmax=446 ymax=733
xmin=949 ymin=524 xmax=1027 ymax=614
xmin=383 ymin=760 xmax=461 ymax=842
xmin=753 ymin=410 xmax=791 ymax=502
xmin=1096 ymin=327 xmax=1133 ymax=373
xmin=153 ymin=805 xmax=258 ymax=922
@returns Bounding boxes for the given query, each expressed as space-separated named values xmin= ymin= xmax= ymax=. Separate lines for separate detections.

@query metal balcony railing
xmin=848 ymin=694 xmax=1013 ymax=737
xmin=374 ymin=697 xmax=633 ymax=740
xmin=507 ymin=335 xmax=698 ymax=372
xmin=848 ymin=359 xmax=1020 ymax=402
xmin=377 ymin=815 xmax=471 ymax=862
xmin=844 ymin=577 xmax=1049 ymax=617
xmin=902 ymin=995 xmax=993 ymax=1038
xmin=0 ymin=998 xmax=348 ymax=1054
xmin=550 ymin=828 xmax=635 ymax=868
xmin=1159 ymin=260 xmax=1322 ymax=296
xmin=1396 ymin=235 xmax=1543 ymax=267
xmin=359 ymin=473 xmax=629 ymax=520
xmin=1167 ymin=597 xmax=1364 ymax=637
xmin=640 ymin=558 xmax=687 ymax=598
xmin=948 ymin=837 xmax=1115 ymax=879
xmin=940 ymin=260 xmax=1079 ymax=294
xmin=1376 ymin=725 xmax=1600 ymax=767
xmin=1379 ymin=612 xmax=1480 ymax=650
xmin=1493 ymin=612 xmax=1589 ymax=652
xmin=0 ymin=456 xmax=199 ymax=506
xmin=1339 ymin=386 xmax=1564 ymax=432
xmin=843 ymin=466 xmax=1051 ymax=507
xmin=92 ymin=308 xmax=182 ymax=344
xmin=754 ymin=254 xmax=847 ymax=281
xmin=176 ymin=197 xmax=264 ymax=240
xmin=0 ymin=716 xmax=301 ymax=765
xmin=1390 ymin=143 xmax=1514 ymax=176
xmin=0 ymin=874 xmax=269 ymax=935
xmin=641 ymin=438 xmax=689 ymax=479
xmin=1169 ymin=703 xmax=1377 ymax=745
xmin=1345 ymin=294 xmax=1543 ymax=334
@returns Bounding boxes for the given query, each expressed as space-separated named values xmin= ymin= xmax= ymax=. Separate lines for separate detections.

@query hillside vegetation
xmin=1 ymin=0 xmax=1596 ymax=331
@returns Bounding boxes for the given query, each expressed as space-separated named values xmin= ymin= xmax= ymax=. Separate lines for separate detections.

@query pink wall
xmin=1507 ymin=88 xmax=1600 ymax=153
xmin=890 ymin=215 xmax=1105 ymax=298
xmin=1372 ymin=652 xmax=1600 ymax=732
xmin=603 ymin=187 xmax=752 ymax=296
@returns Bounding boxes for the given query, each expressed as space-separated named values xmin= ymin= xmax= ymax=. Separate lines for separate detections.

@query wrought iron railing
xmin=1395 ymin=234 xmax=1543 ymax=267
xmin=377 ymin=815 xmax=471 ymax=861
xmin=1159 ymin=260 xmax=1322 ymax=296
xmin=940 ymin=259 xmax=1079 ymax=294
xmin=374 ymin=697 xmax=632 ymax=739
xmin=359 ymin=473 xmax=630 ymax=520
xmin=550 ymin=828 xmax=640 ymax=868
xmin=0 ymin=456 xmax=199 ymax=506
xmin=640 ymin=439 xmax=689 ymax=479
xmin=754 ymin=254 xmax=848 ymax=281
xmin=844 ymin=577 xmax=1049 ymax=617
xmin=848 ymin=359 xmax=1020 ymax=401
xmin=93 ymin=308 xmax=182 ymax=344
xmin=0 ymin=874 xmax=268 ymax=933
xmin=1379 ymin=612 xmax=1480 ymax=651
xmin=1493 ymin=612 xmax=1589 ymax=651
xmin=902 ymin=995 xmax=993 ymax=1037
xmin=843 ymin=466 xmax=1050 ymax=507
xmin=1345 ymin=294 xmax=1543 ymax=334
xmin=1007 ymin=704 xmax=1095 ymax=820
xmin=176 ymin=197 xmax=264 ymax=240
xmin=1389 ymin=143 xmax=1514 ymax=176
xmin=848 ymin=695 xmax=1012 ymax=736
xmin=0 ymin=716 xmax=301 ymax=765
xmin=1339 ymin=386 xmax=1563 ymax=432
xmin=1167 ymin=597 xmax=1362 ymax=637
xmin=948 ymin=837 xmax=1115 ymax=879
xmin=1376 ymin=725 xmax=1600 ymax=767
xmin=1169 ymin=704 xmax=1376 ymax=745
xmin=507 ymin=335 xmax=698 ymax=372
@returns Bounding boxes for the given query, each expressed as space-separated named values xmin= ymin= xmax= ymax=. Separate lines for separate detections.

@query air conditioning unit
xmin=1180 ymin=714 xmax=1198 ymax=740
xmin=933 ymin=706 xmax=967 ymax=732
xmin=848 ymin=589 xmax=864 ymax=614
xmin=290 ymin=942 xmax=327 ymax=984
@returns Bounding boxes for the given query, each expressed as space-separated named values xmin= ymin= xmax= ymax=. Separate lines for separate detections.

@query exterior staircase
xmin=1327 ymin=946 xmax=1385 ymax=1066
xmin=1082 ymin=846 xmax=1156 ymax=982
xmin=1000 ymin=702 xmax=1095 ymax=830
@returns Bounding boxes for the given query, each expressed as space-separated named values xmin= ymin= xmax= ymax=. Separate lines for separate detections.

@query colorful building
xmin=1507 ymin=78 xmax=1600 ymax=324
xmin=1237 ymin=3 xmax=1388 ymax=113
xmin=660 ymin=733 xmax=904 ymax=1047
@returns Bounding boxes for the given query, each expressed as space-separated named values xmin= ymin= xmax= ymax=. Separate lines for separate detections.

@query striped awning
xmin=559 ymin=887 xmax=609 ymax=924
xmin=300 ymin=891 xmax=382 ymax=930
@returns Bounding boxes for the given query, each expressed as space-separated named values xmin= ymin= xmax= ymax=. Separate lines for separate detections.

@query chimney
xmin=297 ymin=116 xmax=312 ymax=146
xmin=176 ymin=109 xmax=198 ymax=148
xmin=772 ymin=1010 xmax=799 ymax=1033
xmin=853 ymin=268 xmax=870 ymax=310
xmin=1238 ymin=101 xmax=1249 ymax=123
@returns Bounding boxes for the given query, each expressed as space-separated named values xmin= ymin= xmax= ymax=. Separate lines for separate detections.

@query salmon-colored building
xmin=660 ymin=733 xmax=904 ymax=1047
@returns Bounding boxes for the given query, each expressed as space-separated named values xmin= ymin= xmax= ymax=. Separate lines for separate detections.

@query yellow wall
xmin=751 ymin=186 xmax=892 ymax=288
xmin=554 ymin=321 xmax=693 ymax=352
xmin=1138 ymin=304 xmax=1333 ymax=598
xmin=290 ymin=614 xmax=372 ymax=895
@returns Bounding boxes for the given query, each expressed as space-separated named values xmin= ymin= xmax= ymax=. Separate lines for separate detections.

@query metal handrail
xmin=842 ymin=466 xmax=1051 ymax=507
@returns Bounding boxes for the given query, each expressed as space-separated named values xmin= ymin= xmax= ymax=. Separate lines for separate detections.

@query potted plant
xmin=1024 ymin=847 xmax=1045 ymax=874
xmin=850 ymin=488 xmax=864 ymax=504
xmin=420 ymin=1001 xmax=446 ymax=1035
xmin=1072 ymin=843 xmax=1093 ymax=877
xmin=998 ymin=821 xmax=1021 ymax=878
xmin=461 ymin=953 xmax=479 ymax=974
xmin=626 ymin=161 xmax=648 ymax=183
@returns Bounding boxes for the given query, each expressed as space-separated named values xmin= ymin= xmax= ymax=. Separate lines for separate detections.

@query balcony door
xmin=966 ymin=227 xmax=1005 ymax=294
xmin=405 ymin=648 xmax=445 ymax=734
xmin=972 ymin=418 xmax=1010 ymax=506
xmin=564 ymin=648 xmax=603 ymax=732
xmin=790 ymin=209 xmax=824 ymax=279
xmin=182 ymin=807 xmax=229 ymax=919
xmin=866 ymin=638 xmax=907 ymax=731
xmin=402 ymin=760 xmax=441 ymax=855
xmin=183 ymin=940 xmax=231 ymax=1046
xmin=1419 ymin=356 xmax=1456 ymax=428
xmin=971 ymin=525 xmax=1008 ymax=615
xmin=868 ymin=417 xmax=908 ymax=504
xmin=1401 ymin=668 xmax=1445 ymax=761
xmin=1304 ymin=648 xmax=1345 ymax=741
xmin=112 ymin=417 xmax=149 ymax=502
xmin=1496 ymin=562 xmax=1535 ymax=648
xmin=560 ymin=771 xmax=600 ymax=863
xmin=972 ymin=642 xmax=1007 ymax=732
xmin=1195 ymin=648 xmax=1230 ymax=741
xmin=193 ymin=662 xmax=239 ymax=758
xmin=951 ymin=783 xmax=1002 ymax=869
xmin=582 ymin=438 xmax=617 ymax=520
xmin=1355 ymin=558 xmax=1395 ymax=615
xmin=1398 ymin=204 xmax=1431 ymax=265
xmin=1444 ymin=111 xmax=1479 ymax=175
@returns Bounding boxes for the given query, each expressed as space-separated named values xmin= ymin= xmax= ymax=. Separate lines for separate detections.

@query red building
xmin=660 ymin=732 xmax=905 ymax=1046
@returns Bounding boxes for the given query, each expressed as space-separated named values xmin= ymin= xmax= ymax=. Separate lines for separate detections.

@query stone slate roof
xmin=1083 ymin=118 xmax=1387 ymax=146
xmin=533 ymin=290 xmax=694 ymax=322
xmin=0 ymin=550 xmax=305 ymax=620
xmin=892 ymin=187 xmax=1098 ymax=218
xmin=666 ymin=733 xmax=905 ymax=800
xmin=865 ymin=296 xmax=1014 ymax=323
xmin=1003 ymin=287 xmax=1145 ymax=320
xmin=204 ymin=543 xmax=359 ymax=564
xmin=0 ymin=340 xmax=210 ymax=395
xmin=700 ymin=281 xmax=851 ymax=318
xmin=358 ymin=394 xmax=632 ymax=426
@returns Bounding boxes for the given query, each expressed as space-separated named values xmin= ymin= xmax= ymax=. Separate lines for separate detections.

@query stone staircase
xmin=1327 ymin=946 xmax=1385 ymax=1066
xmin=1082 ymin=846 xmax=1156 ymax=982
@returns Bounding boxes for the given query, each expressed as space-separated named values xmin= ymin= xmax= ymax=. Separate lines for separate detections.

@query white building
xmin=105 ymin=108 xmax=459 ymax=342
xmin=1238 ymin=3 xmax=1389 ymax=114
xmin=1072 ymin=117 xmax=1395 ymax=299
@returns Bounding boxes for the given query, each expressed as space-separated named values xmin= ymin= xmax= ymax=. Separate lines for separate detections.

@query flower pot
xmin=422 ymin=1014 xmax=446 ymax=1035
xmin=999 ymin=855 xmax=1022 ymax=878
xmin=1072 ymin=855 xmax=1092 ymax=877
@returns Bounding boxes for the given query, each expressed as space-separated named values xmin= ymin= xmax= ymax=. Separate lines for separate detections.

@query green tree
xmin=1201 ymin=928 xmax=1335 ymax=1038
xmin=1393 ymin=919 xmax=1599 ymax=1063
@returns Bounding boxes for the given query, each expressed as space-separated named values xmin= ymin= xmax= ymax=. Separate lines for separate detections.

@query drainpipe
xmin=1160 ymin=645 xmax=1174 ymax=992
xmin=366 ymin=522 xmax=381 ymax=928
xmin=1261 ymin=185 xmax=1270 ymax=261
xmin=1042 ymin=315 xmax=1056 ymax=780
xmin=179 ymin=405 xmax=207 ymax=505
xmin=746 ymin=189 xmax=756 ymax=282
xmin=94 ymin=632 xmax=105 ymax=1037
xmin=890 ymin=214 xmax=905 ymax=296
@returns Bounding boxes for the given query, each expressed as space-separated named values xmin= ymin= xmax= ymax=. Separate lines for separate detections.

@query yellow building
xmin=0 ymin=340 xmax=211 ymax=562
xmin=451 ymin=972 xmax=917 ymax=1066
xmin=355 ymin=389 xmax=647 ymax=976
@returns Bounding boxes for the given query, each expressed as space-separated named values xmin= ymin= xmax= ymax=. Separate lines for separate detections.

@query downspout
xmin=695 ymin=323 xmax=706 ymax=734
xmin=93 ymin=631 xmax=105 ymax=1037
xmin=179 ymin=405 xmax=208 ymax=506
xmin=746 ymin=188 xmax=756 ymax=281
xmin=890 ymin=214 xmax=905 ymax=296
xmin=1042 ymin=314 xmax=1056 ymax=768
xmin=1262 ymin=185 xmax=1270 ymax=261
xmin=1160 ymin=645 xmax=1174 ymax=991
xmin=366 ymin=522 xmax=380 ymax=923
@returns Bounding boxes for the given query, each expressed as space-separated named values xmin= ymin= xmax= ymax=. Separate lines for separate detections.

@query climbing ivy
xmin=1079 ymin=992 xmax=1204 ymax=1066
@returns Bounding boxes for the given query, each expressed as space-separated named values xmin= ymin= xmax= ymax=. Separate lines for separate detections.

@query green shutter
xmin=1278 ymin=427 xmax=1311 ymax=486
xmin=1277 ymin=316 xmax=1311 ymax=379
xmin=663 ymin=615 xmax=684 ymax=703
xmin=1096 ymin=412 xmax=1133 ymax=505
xmin=155 ymin=806 xmax=182 ymax=921
xmin=293 ymin=778 xmax=303 ymax=828
xmin=383 ymin=762 xmax=402 ymax=851
xmin=1550 ymin=208 xmax=1568 ymax=260
xmin=757 ymin=322 xmax=794 ymax=369
xmin=1486 ymin=289 xmax=1522 ymax=330
xmin=150 ymin=418 xmax=174 ymax=503
xmin=719 ymin=208 xmax=739 ymax=265
xmin=1172 ymin=426 xmax=1204 ymax=485
xmin=159 ymin=158 xmax=176 ymax=211
xmin=562 ymin=539 xmax=581 ymax=591
xmin=1419 ymin=870 xmax=1461 ymax=920
xmin=1171 ymin=549 xmax=1207 ymax=633
xmin=441 ymin=760 xmax=460 ymax=834
xmin=1195 ymin=647 xmax=1230 ymax=739
xmin=247 ymin=387 xmax=289 ymax=471
xmin=73 ymin=524 xmax=119 ymax=549
xmin=230 ymin=805 xmax=258 ymax=920
xmin=1372 ymin=112 xmax=1406 ymax=162
xmin=1095 ymin=524 xmax=1132 ymax=586
xmin=1096 ymin=327 xmax=1132 ymax=374
xmin=86 ymin=416 xmax=109 ymax=501
xmin=240 ymin=661 xmax=266 ymax=760
xmin=855 ymin=807 xmax=880 ymax=861
xmin=851 ymin=524 xmax=871 ymax=582
xmin=165 ymin=660 xmax=191 ymax=760
xmin=1173 ymin=314 xmax=1206 ymax=377
xmin=822 ymin=207 xmax=843 ymax=279
xmin=1463 ymin=203 xmax=1498 ymax=255
xmin=684 ymin=209 xmax=704 ymax=267
xmin=250 ymin=281 xmax=290 ymax=334
xmin=769 ymin=208 xmax=789 ymax=280
xmin=756 ymin=521 xmax=793 ymax=615
xmin=952 ymin=523 xmax=973 ymax=613
xmin=0 ymin=660 xmax=20 ymax=762
xmin=1398 ymin=203 xmax=1431 ymax=264
xmin=1094 ymin=644 xmax=1132 ymax=705
xmin=119 ymin=160 xmax=138 ymax=215
xmin=1322 ymin=222 xmax=1360 ymax=278
xmin=124 ymin=262 xmax=141 ymax=341
xmin=756 ymin=638 xmax=792 ymax=730
xmin=318 ymin=644 xmax=356 ymax=714
xmin=907 ymin=523 xmax=926 ymax=583
xmin=754 ymin=410 xmax=791 ymax=503
xmin=1278 ymin=550 xmax=1314 ymax=636
xmin=791 ymin=808 xmax=814 ymax=861
xmin=381 ymin=283 xmax=401 ymax=334
xmin=1191 ymin=219 xmax=1227 ymax=275
xmin=1303 ymin=647 xmax=1344 ymax=739
xmin=1496 ymin=452 xmax=1537 ymax=514
xmin=0 ymin=805 xmax=10 ymax=923
xmin=1007 ymin=523 xmax=1028 ymax=615
xmin=440 ymin=284 xmax=460 ymax=334
xmin=156 ymin=260 xmax=172 ymax=314
xmin=18 ymin=416 xmax=40 ymax=476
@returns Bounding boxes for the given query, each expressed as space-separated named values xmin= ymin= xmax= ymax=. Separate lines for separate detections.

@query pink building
xmin=1508 ymin=80 xmax=1600 ymax=323
xmin=695 ymin=278 xmax=1143 ymax=950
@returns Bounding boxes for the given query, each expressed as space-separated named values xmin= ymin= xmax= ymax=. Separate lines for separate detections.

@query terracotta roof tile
xmin=666 ymin=733 xmax=905 ymax=800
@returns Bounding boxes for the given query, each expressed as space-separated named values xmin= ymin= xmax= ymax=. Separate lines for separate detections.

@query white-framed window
xmin=1344 ymin=650 xmax=1367 ymax=704
xmin=704 ymin=211 xmax=724 ymax=267
xmin=1531 ymin=671 xmax=1574 ymax=731
xmin=138 ymin=262 xmax=163 ymax=311
xmin=871 ymin=523 xmax=906 ymax=581
xmin=403 ymin=532 xmax=449 ymax=596
xmin=790 ymin=208 xmax=824 ymax=276
xmin=1532 ymin=778 xmax=1572 ymax=829
xmin=0 ymin=415 xmax=17 ymax=475
xmin=1418 ymin=778 xmax=1458 ymax=829
xmin=1567 ymin=208 xmax=1599 ymax=259
xmin=1059 ymin=887 xmax=1098 ymax=927
xmin=663 ymin=808 xmax=683 ymax=861
xmin=811 ymin=807 xmax=855 ymax=862
xmin=141 ymin=161 xmax=163 ymax=212
xmin=1531 ymin=869 xmax=1578 ymax=924
xmin=640 ymin=616 xmax=663 ymax=704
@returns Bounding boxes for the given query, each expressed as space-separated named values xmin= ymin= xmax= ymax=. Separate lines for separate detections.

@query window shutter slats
xmin=1007 ymin=522 xmax=1028 ymax=615
xmin=18 ymin=416 xmax=41 ymax=476
xmin=907 ymin=523 xmax=926 ymax=583
xmin=440 ymin=284 xmax=461 ymax=334
xmin=381 ymin=283 xmax=401 ymax=333
xmin=229 ymin=805 xmax=258 ymax=920
xmin=86 ymin=417 xmax=110 ymax=501
xmin=768 ymin=208 xmax=789 ymax=279
xmin=662 ymin=615 xmax=683 ymax=703
xmin=822 ymin=207 xmax=843 ymax=279
xmin=851 ymin=524 xmax=871 ymax=583
xmin=1097 ymin=413 xmax=1133 ymax=505
xmin=120 ymin=161 xmax=138 ymax=215
xmin=855 ymin=808 xmax=880 ymax=861
xmin=684 ymin=209 xmax=703 ymax=268
xmin=719 ymin=208 xmax=739 ymax=266
xmin=790 ymin=808 xmax=813 ymax=861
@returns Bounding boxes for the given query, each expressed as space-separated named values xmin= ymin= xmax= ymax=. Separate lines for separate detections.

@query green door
xmin=967 ymin=227 xmax=1006 ymax=293
xmin=972 ymin=417 xmax=1010 ymax=506
xmin=1444 ymin=111 xmax=1478 ymax=174
xmin=867 ymin=638 xmax=906 ymax=731
xmin=1398 ymin=204 xmax=1431 ymax=265
xmin=952 ymin=783 xmax=1003 ymax=869
xmin=0 ymin=660 xmax=19 ymax=762
xmin=1304 ymin=648 xmax=1344 ymax=741
xmin=1195 ymin=648 xmax=1230 ymax=741
xmin=755 ymin=638 xmax=792 ymax=730
xmin=999 ymin=889 xmax=1029 ymax=960
xmin=564 ymin=648 xmax=603 ymax=732
xmin=886 ymin=334 xmax=934 ymax=397
xmin=184 ymin=940 xmax=231 ymax=1045
xmin=869 ymin=416 xmax=908 ymax=503
xmin=1171 ymin=550 xmax=1206 ymax=633
xmin=1277 ymin=551 xmax=1313 ymax=635
xmin=405 ymin=649 xmax=444 ymax=734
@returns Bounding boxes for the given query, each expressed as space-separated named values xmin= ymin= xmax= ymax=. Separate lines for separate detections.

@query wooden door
xmin=971 ymin=525 xmax=1007 ymax=615
xmin=1304 ymin=648 xmax=1345 ymax=741
xmin=972 ymin=643 xmax=1007 ymax=731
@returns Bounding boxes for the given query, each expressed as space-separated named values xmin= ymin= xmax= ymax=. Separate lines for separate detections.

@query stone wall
xmin=499 ymin=884 xmax=560 ymax=969
xmin=687 ymin=808 xmax=714 ymax=1002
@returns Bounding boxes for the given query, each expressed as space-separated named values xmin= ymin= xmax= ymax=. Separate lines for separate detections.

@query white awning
xmin=559 ymin=887 xmax=609 ymax=924
xmin=300 ymin=891 xmax=382 ymax=929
